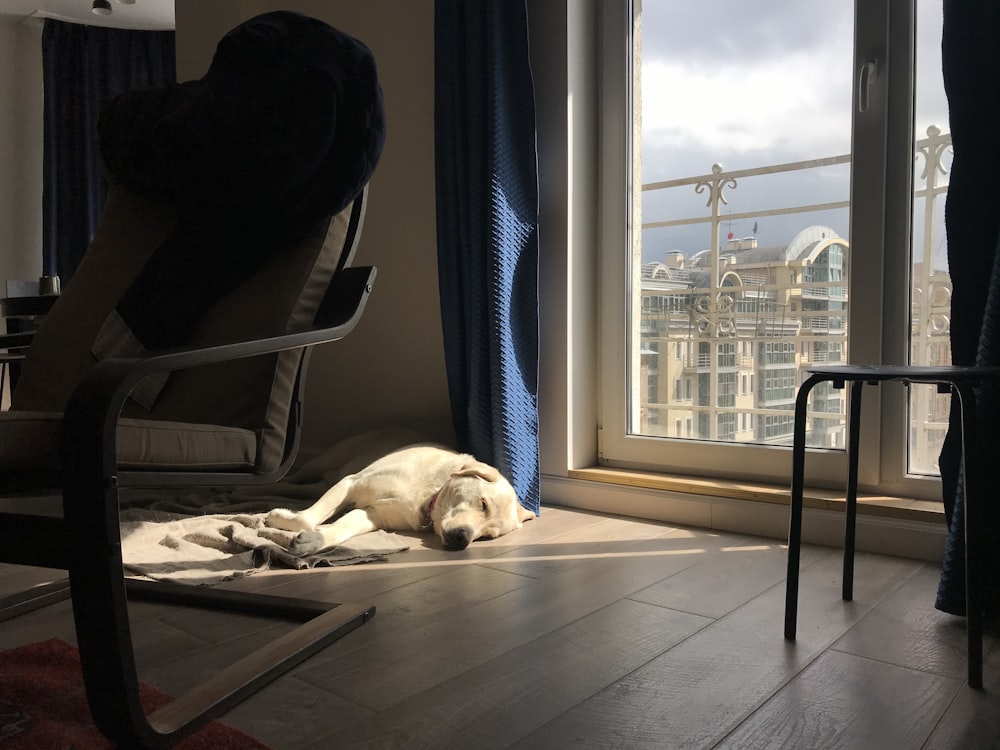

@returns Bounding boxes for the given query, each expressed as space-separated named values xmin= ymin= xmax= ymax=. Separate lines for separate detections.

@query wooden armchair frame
xmin=0 ymin=196 xmax=380 ymax=747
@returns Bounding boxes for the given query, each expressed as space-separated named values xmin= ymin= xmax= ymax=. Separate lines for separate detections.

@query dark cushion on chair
xmin=94 ymin=10 xmax=385 ymax=361
xmin=10 ymin=11 xmax=380 ymax=476
xmin=140 ymin=202 xmax=356 ymax=472
xmin=10 ymin=185 xmax=358 ymax=474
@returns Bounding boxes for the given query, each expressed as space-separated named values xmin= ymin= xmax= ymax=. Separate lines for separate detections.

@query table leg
xmin=843 ymin=380 xmax=864 ymax=601
xmin=785 ymin=374 xmax=823 ymax=640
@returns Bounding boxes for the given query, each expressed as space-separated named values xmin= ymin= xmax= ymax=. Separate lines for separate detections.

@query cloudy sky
xmin=637 ymin=0 xmax=949 ymax=263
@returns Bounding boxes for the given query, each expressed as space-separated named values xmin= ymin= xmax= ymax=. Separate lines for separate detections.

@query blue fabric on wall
xmin=434 ymin=0 xmax=541 ymax=513
xmin=42 ymin=20 xmax=175 ymax=282
xmin=936 ymin=0 xmax=1000 ymax=627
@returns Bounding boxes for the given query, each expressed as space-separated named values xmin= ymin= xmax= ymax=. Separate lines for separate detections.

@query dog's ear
xmin=517 ymin=503 xmax=536 ymax=523
xmin=452 ymin=460 xmax=500 ymax=483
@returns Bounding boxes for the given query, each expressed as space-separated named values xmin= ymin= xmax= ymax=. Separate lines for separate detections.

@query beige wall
xmin=1 ymin=3 xmax=452 ymax=450
xmin=529 ymin=0 xmax=600 ymax=477
xmin=0 ymin=17 xmax=44 ymax=292
xmin=174 ymin=0 xmax=454 ymax=451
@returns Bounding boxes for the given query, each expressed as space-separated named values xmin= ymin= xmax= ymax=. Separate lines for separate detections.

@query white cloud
xmin=640 ymin=49 xmax=852 ymax=157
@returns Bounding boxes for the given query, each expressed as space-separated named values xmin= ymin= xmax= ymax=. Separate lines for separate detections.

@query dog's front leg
xmin=288 ymin=507 xmax=380 ymax=556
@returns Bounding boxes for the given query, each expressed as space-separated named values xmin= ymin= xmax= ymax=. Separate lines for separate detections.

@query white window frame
xmin=596 ymin=0 xmax=938 ymax=500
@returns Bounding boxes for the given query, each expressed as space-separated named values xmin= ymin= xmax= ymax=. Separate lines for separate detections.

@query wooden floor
xmin=0 ymin=504 xmax=997 ymax=749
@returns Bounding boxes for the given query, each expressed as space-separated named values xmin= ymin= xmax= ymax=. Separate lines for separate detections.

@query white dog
xmin=263 ymin=430 xmax=535 ymax=554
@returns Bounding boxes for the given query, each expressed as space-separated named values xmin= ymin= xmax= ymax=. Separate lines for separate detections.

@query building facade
xmin=638 ymin=225 xmax=952 ymax=469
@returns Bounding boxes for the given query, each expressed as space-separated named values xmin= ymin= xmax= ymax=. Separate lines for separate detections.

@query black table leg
xmin=785 ymin=374 xmax=823 ymax=640
xmin=842 ymin=380 xmax=864 ymax=601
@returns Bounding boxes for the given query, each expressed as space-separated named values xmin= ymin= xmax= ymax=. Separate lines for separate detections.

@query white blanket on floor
xmin=118 ymin=491 xmax=409 ymax=586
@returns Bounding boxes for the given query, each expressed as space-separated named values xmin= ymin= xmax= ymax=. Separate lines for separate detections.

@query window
xmin=598 ymin=0 xmax=948 ymax=498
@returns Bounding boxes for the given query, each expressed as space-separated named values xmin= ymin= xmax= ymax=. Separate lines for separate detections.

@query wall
xmin=0 ymin=17 xmax=44 ymax=292
xmin=174 ymin=0 xmax=454 ymax=452
xmin=528 ymin=0 xmax=600 ymax=479
xmin=0 ymin=2 xmax=450 ymax=449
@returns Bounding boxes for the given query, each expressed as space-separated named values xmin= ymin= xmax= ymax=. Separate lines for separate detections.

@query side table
xmin=1 ymin=294 xmax=58 ymax=399
xmin=783 ymin=364 xmax=1000 ymax=689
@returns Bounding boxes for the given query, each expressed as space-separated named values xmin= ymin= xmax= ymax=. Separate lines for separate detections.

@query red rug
xmin=0 ymin=638 xmax=271 ymax=749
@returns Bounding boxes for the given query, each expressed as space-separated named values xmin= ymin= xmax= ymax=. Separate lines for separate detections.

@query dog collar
xmin=422 ymin=479 xmax=448 ymax=529
xmin=423 ymin=482 xmax=447 ymax=529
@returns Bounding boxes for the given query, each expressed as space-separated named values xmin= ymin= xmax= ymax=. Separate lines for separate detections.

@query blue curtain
xmin=42 ymin=20 xmax=175 ymax=282
xmin=434 ymin=0 xmax=541 ymax=514
xmin=936 ymin=0 xmax=1000 ymax=628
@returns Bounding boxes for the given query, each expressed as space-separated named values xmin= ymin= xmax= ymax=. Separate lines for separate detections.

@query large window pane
xmin=908 ymin=0 xmax=951 ymax=476
xmin=633 ymin=0 xmax=854 ymax=448
xmin=604 ymin=0 xmax=939 ymax=498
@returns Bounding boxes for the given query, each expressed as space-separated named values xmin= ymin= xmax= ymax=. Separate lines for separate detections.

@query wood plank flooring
xmin=0 ymin=504 xmax=996 ymax=749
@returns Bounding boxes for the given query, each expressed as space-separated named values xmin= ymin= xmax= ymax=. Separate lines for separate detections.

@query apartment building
xmin=639 ymin=225 xmax=952 ymax=471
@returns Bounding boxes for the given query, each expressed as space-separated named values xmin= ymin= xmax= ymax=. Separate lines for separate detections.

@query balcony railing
xmin=635 ymin=127 xmax=952 ymax=452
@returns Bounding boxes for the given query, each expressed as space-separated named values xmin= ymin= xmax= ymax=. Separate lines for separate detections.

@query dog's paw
xmin=264 ymin=508 xmax=314 ymax=532
xmin=288 ymin=530 xmax=325 ymax=557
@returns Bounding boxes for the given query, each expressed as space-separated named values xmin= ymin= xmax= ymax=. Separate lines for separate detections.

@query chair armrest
xmin=314 ymin=265 xmax=377 ymax=329
xmin=57 ymin=265 xmax=376 ymax=482
xmin=78 ymin=266 xmax=374 ymax=411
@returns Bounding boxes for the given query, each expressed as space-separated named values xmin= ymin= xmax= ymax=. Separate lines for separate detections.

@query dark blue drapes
xmin=434 ymin=0 xmax=541 ymax=514
xmin=42 ymin=19 xmax=175 ymax=282
xmin=936 ymin=0 xmax=1000 ymax=628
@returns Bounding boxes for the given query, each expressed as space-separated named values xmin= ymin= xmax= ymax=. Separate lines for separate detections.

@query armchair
xmin=0 ymin=10 xmax=386 ymax=747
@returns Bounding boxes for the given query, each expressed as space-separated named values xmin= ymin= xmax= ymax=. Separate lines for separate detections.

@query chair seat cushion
xmin=0 ymin=412 xmax=257 ymax=472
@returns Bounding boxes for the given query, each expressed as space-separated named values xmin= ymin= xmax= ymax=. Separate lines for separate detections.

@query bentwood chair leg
xmin=64 ymin=465 xmax=377 ymax=747
xmin=0 ymin=578 xmax=71 ymax=622
xmin=842 ymin=380 xmax=864 ymax=602
xmin=61 ymin=383 xmax=152 ymax=745
xmin=59 ymin=369 xmax=378 ymax=747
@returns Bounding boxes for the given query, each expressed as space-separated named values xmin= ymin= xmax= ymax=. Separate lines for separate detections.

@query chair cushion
xmin=11 ymin=184 xmax=356 ymax=474
xmin=138 ymin=202 xmax=352 ymax=472
xmin=0 ymin=412 xmax=257 ymax=473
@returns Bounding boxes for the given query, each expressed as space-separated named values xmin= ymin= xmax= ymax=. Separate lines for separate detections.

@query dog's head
xmin=431 ymin=460 xmax=535 ymax=550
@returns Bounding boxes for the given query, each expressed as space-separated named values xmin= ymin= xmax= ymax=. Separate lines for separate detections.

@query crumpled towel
xmin=119 ymin=508 xmax=408 ymax=586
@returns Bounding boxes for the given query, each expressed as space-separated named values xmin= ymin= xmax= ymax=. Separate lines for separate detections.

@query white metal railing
xmin=636 ymin=127 xmax=952 ymax=453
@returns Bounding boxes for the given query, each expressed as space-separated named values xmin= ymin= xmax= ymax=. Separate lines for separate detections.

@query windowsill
xmin=568 ymin=466 xmax=945 ymax=524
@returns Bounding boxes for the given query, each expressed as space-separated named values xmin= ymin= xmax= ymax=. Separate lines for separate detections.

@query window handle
xmin=857 ymin=59 xmax=877 ymax=113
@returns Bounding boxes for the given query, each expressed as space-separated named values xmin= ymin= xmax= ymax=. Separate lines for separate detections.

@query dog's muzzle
xmin=442 ymin=526 xmax=473 ymax=550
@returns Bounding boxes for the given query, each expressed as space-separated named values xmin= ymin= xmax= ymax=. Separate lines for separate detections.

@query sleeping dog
xmin=263 ymin=430 xmax=535 ymax=554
